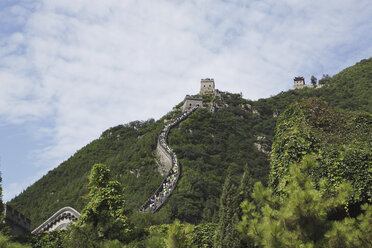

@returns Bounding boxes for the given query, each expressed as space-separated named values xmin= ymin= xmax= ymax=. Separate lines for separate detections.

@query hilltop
xmin=9 ymin=58 xmax=372 ymax=229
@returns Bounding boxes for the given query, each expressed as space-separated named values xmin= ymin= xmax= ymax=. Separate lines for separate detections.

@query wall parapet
xmin=156 ymin=133 xmax=172 ymax=173
xmin=139 ymin=106 xmax=199 ymax=213
xmin=4 ymin=204 xmax=31 ymax=235
xmin=31 ymin=207 xmax=80 ymax=234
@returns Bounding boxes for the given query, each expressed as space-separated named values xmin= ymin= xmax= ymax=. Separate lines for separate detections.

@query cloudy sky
xmin=0 ymin=0 xmax=371 ymax=201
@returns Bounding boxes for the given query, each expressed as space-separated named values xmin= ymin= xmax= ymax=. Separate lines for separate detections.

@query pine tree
xmin=238 ymin=165 xmax=255 ymax=205
xmin=238 ymin=155 xmax=372 ymax=247
xmin=311 ymin=75 xmax=317 ymax=87
xmin=237 ymin=166 xmax=255 ymax=247
xmin=165 ymin=219 xmax=192 ymax=248
xmin=325 ymin=203 xmax=372 ymax=247
xmin=215 ymin=175 xmax=242 ymax=248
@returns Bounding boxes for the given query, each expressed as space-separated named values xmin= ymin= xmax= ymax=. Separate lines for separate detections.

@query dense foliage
xmin=161 ymin=103 xmax=271 ymax=224
xmin=270 ymin=98 xmax=371 ymax=205
xmin=0 ymin=172 xmax=5 ymax=233
xmin=76 ymin=164 xmax=130 ymax=240
xmin=239 ymin=155 xmax=372 ymax=248
xmin=0 ymin=233 xmax=31 ymax=248
xmin=9 ymin=119 xmax=163 ymax=229
xmin=63 ymin=164 xmax=132 ymax=247
xmin=129 ymin=221 xmax=217 ymax=247
xmin=10 ymin=94 xmax=272 ymax=229
xmin=214 ymin=175 xmax=241 ymax=248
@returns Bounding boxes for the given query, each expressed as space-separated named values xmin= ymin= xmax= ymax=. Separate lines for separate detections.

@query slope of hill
xmin=251 ymin=58 xmax=372 ymax=138
xmin=270 ymin=98 xmax=371 ymax=204
xmin=9 ymin=119 xmax=165 ymax=229
xmin=9 ymin=58 xmax=372 ymax=229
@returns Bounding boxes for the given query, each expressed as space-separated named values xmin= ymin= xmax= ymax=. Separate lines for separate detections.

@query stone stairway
xmin=139 ymin=106 xmax=199 ymax=213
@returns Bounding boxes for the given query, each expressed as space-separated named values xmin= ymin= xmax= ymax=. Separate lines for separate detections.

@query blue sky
xmin=1 ymin=0 xmax=372 ymax=201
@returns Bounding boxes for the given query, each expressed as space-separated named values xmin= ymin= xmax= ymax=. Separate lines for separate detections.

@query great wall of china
xmin=5 ymin=79 xmax=215 ymax=234
xmin=138 ymin=78 xmax=215 ymax=213
xmin=139 ymin=106 xmax=199 ymax=213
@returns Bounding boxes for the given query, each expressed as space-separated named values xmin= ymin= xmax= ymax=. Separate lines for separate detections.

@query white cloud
xmin=1 ymin=0 xmax=372 ymax=200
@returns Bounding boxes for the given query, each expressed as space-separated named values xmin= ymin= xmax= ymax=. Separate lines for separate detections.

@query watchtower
xmin=181 ymin=95 xmax=203 ymax=112
xmin=200 ymin=78 xmax=215 ymax=95
xmin=293 ymin=76 xmax=306 ymax=89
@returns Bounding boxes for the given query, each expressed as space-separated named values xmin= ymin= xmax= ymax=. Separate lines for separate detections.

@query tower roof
xmin=294 ymin=76 xmax=304 ymax=81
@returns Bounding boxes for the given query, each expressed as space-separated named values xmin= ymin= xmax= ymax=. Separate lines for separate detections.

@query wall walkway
xmin=139 ymin=106 xmax=199 ymax=213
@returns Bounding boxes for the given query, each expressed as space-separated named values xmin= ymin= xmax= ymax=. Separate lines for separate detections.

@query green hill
xmin=9 ymin=58 xmax=372 ymax=229
xmin=270 ymin=98 xmax=371 ymax=205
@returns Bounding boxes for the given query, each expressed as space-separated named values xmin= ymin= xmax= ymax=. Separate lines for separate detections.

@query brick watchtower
xmin=200 ymin=78 xmax=215 ymax=95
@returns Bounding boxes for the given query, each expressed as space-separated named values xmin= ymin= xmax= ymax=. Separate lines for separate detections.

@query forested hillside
xmin=270 ymin=98 xmax=371 ymax=206
xmin=9 ymin=58 xmax=372 ymax=230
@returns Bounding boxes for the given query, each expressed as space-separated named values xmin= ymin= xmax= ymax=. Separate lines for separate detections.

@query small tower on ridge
xmin=293 ymin=76 xmax=306 ymax=89
xmin=200 ymin=78 xmax=215 ymax=95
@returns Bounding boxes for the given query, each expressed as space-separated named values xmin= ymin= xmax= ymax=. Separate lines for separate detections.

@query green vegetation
xmin=63 ymin=164 xmax=132 ymax=247
xmin=0 ymin=172 xmax=5 ymax=233
xmin=311 ymin=75 xmax=317 ymax=87
xmin=239 ymin=155 xmax=372 ymax=247
xmin=131 ymin=221 xmax=217 ymax=247
xmin=10 ymin=93 xmax=272 ymax=229
xmin=9 ymin=119 xmax=164 ymax=229
xmin=214 ymin=175 xmax=241 ymax=248
xmin=0 ymin=233 xmax=31 ymax=248
xmin=4 ymin=58 xmax=371 ymax=247
xmin=270 ymin=98 xmax=371 ymax=205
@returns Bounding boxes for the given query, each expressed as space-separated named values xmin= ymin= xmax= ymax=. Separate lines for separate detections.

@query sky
xmin=0 ymin=0 xmax=372 ymax=202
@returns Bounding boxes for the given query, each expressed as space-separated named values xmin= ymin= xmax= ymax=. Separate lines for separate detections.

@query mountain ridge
xmin=9 ymin=57 xmax=372 ymax=229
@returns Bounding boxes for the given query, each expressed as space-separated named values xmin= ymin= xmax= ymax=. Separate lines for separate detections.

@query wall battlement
xmin=4 ymin=204 xmax=31 ymax=235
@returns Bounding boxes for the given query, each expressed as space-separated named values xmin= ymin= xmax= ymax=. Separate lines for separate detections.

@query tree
xmin=238 ymin=165 xmax=255 ymax=204
xmin=238 ymin=155 xmax=372 ymax=247
xmin=214 ymin=175 xmax=242 ymax=248
xmin=311 ymin=75 xmax=317 ymax=87
xmin=165 ymin=219 xmax=193 ymax=248
xmin=65 ymin=164 xmax=131 ymax=247
xmin=78 ymin=164 xmax=129 ymax=228
xmin=318 ymin=74 xmax=331 ymax=85
xmin=0 ymin=232 xmax=31 ymax=248
xmin=325 ymin=203 xmax=372 ymax=247
xmin=0 ymin=170 xmax=7 ymax=234
xmin=237 ymin=166 xmax=255 ymax=247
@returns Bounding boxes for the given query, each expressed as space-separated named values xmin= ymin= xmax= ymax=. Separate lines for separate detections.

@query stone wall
xmin=156 ymin=138 xmax=172 ymax=173
xmin=4 ymin=204 xmax=30 ymax=235
xmin=139 ymin=107 xmax=198 ymax=213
